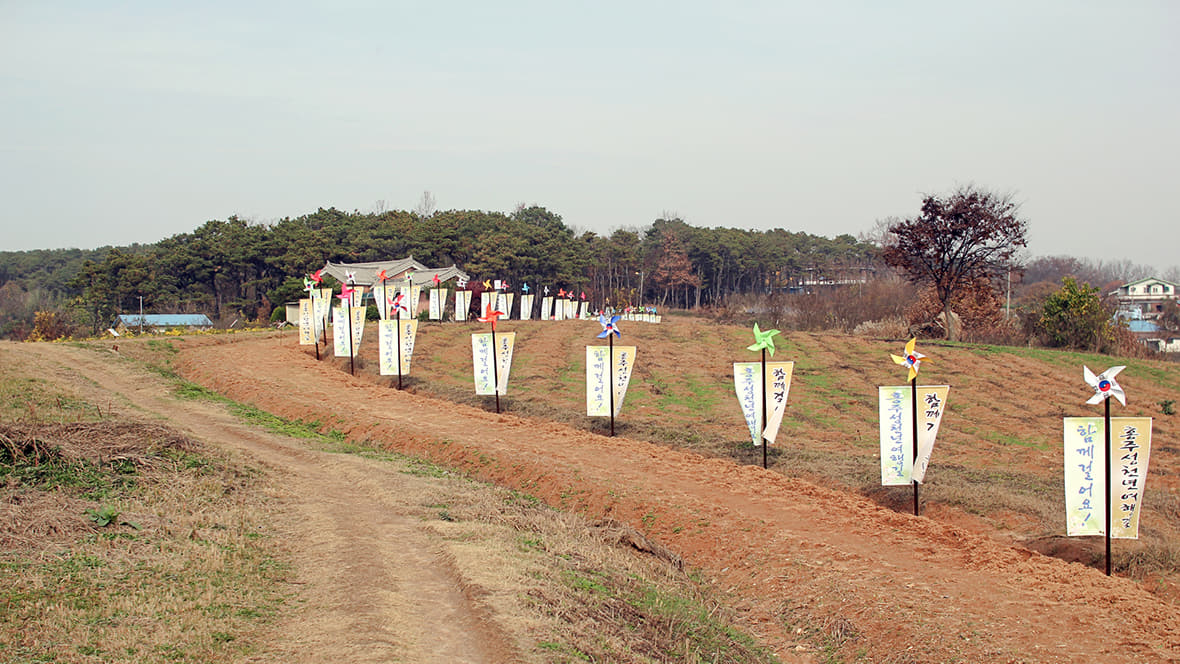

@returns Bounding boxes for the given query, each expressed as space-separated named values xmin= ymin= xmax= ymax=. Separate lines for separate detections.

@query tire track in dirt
xmin=174 ymin=335 xmax=1180 ymax=663
xmin=17 ymin=342 xmax=519 ymax=664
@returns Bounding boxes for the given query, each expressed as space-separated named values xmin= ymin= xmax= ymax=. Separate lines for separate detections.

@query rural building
xmin=1112 ymin=277 xmax=1180 ymax=353
xmin=114 ymin=314 xmax=214 ymax=334
xmin=1111 ymin=277 xmax=1179 ymax=316
xmin=318 ymin=257 xmax=470 ymax=312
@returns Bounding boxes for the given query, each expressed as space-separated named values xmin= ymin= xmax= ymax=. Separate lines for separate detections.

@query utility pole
xmin=1006 ymin=268 xmax=1011 ymax=319
xmin=138 ymin=296 xmax=144 ymax=334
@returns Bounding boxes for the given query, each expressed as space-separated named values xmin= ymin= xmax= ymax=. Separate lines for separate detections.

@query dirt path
xmin=168 ymin=334 xmax=1180 ymax=663
xmin=18 ymin=342 xmax=518 ymax=664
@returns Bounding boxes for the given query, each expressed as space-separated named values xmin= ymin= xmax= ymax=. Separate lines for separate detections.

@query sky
xmin=2 ymin=1 xmax=1178 ymax=273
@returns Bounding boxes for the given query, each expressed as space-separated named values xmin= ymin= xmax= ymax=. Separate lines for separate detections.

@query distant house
xmin=1111 ymin=277 xmax=1179 ymax=316
xmin=114 ymin=314 xmax=214 ymax=334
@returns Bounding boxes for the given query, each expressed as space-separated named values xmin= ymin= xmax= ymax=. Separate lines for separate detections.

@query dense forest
xmin=0 ymin=206 xmax=879 ymax=337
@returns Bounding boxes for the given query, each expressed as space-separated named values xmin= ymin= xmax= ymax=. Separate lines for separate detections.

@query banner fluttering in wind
xmin=471 ymin=332 xmax=515 ymax=395
xmin=878 ymin=385 xmax=949 ymax=485
xmin=379 ymin=319 xmax=418 ymax=376
xmin=733 ymin=361 xmax=794 ymax=446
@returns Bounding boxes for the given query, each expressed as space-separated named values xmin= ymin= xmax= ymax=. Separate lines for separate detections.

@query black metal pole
xmin=395 ymin=317 xmax=404 ymax=390
xmin=911 ymin=376 xmax=919 ymax=516
xmin=490 ymin=326 xmax=500 ymax=413
xmin=761 ymin=348 xmax=768 ymax=469
xmin=609 ymin=334 xmax=615 ymax=437
xmin=1105 ymin=396 xmax=1112 ymax=576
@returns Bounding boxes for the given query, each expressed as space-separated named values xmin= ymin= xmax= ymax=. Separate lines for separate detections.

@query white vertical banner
xmin=472 ymin=332 xmax=515 ymax=395
xmin=379 ymin=319 xmax=418 ymax=376
xmin=1063 ymin=417 xmax=1152 ymax=538
xmin=732 ymin=361 xmax=795 ymax=446
xmin=312 ymin=289 xmax=330 ymax=338
xmin=520 ymin=294 xmax=534 ymax=320
xmin=429 ymin=288 xmax=447 ymax=320
xmin=579 ymin=301 xmax=589 ymax=320
xmin=298 ymin=299 xmax=315 ymax=345
xmin=586 ymin=346 xmax=638 ymax=416
xmin=454 ymin=290 xmax=472 ymax=321
xmin=877 ymin=386 xmax=950 ymax=486
xmin=479 ymin=292 xmax=492 ymax=317
xmin=349 ymin=285 xmax=365 ymax=309
xmin=496 ymin=292 xmax=513 ymax=318
xmin=373 ymin=284 xmax=389 ymax=319
xmin=541 ymin=296 xmax=553 ymax=320
xmin=565 ymin=299 xmax=577 ymax=319
xmin=332 ymin=306 xmax=360 ymax=357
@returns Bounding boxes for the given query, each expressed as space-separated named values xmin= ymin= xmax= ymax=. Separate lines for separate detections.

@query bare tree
xmin=414 ymin=190 xmax=436 ymax=219
xmin=884 ymin=185 xmax=1027 ymax=341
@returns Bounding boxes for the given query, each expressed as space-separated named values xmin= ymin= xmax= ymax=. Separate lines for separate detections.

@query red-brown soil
xmin=167 ymin=324 xmax=1180 ymax=663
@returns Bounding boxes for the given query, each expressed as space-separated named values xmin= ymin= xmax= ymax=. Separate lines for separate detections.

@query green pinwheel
xmin=746 ymin=323 xmax=780 ymax=356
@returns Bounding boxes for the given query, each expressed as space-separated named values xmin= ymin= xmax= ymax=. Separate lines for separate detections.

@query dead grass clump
xmin=0 ymin=421 xmax=200 ymax=470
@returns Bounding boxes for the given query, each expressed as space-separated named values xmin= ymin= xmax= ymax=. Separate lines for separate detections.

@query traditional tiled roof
xmin=320 ymin=258 xmax=468 ymax=286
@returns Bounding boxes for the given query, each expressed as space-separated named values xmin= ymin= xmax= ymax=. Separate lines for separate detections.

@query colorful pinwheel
xmin=387 ymin=291 xmax=408 ymax=316
xmin=521 ymin=282 xmax=530 ymax=293
xmin=309 ymin=269 xmax=324 ymax=284
xmin=747 ymin=323 xmax=780 ymax=357
xmin=597 ymin=314 xmax=622 ymax=339
xmin=344 ymin=270 xmax=357 ymax=285
xmin=338 ymin=284 xmax=355 ymax=303
xmin=375 ymin=269 xmax=389 ymax=283
xmin=544 ymin=286 xmax=550 ymax=295
xmin=1084 ymin=365 xmax=1127 ymax=406
xmin=478 ymin=302 xmax=505 ymax=331
xmin=432 ymin=273 xmax=441 ymax=286
xmin=890 ymin=337 xmax=925 ymax=381
xmin=580 ymin=291 xmax=587 ymax=300
xmin=303 ymin=277 xmax=315 ymax=293
xmin=557 ymin=288 xmax=567 ymax=298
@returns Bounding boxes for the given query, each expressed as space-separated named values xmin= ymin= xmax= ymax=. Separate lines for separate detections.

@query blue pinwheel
xmin=597 ymin=314 xmax=622 ymax=339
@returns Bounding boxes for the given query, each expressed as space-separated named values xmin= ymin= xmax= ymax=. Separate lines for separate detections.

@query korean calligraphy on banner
xmin=454 ymin=290 xmax=472 ymax=322
xmin=378 ymin=319 xmax=418 ymax=376
xmin=586 ymin=346 xmax=638 ymax=417
xmin=519 ymin=293 xmax=534 ymax=320
xmin=732 ymin=361 xmax=794 ymax=446
xmin=331 ymin=306 xmax=364 ymax=357
xmin=877 ymin=385 xmax=950 ymax=485
xmin=541 ymin=296 xmax=554 ymax=320
xmin=471 ymin=332 xmax=515 ymax=395
xmin=429 ymin=288 xmax=448 ymax=320
xmin=1063 ymin=417 xmax=1152 ymax=538
xmin=298 ymin=299 xmax=315 ymax=345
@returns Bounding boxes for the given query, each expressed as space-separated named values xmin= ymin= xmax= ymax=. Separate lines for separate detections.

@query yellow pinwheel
xmin=891 ymin=337 xmax=926 ymax=381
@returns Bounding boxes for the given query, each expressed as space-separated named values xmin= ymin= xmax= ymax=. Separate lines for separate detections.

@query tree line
xmin=0 ymin=206 xmax=879 ymax=337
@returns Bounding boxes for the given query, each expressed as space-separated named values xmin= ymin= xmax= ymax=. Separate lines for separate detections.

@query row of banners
xmin=300 ymin=285 xmax=662 ymax=325
xmin=297 ymin=301 xmax=1155 ymax=541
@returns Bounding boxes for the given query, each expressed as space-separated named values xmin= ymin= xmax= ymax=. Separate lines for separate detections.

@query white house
xmin=1111 ymin=277 xmax=1179 ymax=316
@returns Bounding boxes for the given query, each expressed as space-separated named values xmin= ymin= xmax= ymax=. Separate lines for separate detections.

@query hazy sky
xmin=2 ymin=1 xmax=1177 ymax=272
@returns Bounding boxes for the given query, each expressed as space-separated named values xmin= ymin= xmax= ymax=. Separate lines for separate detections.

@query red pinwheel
xmin=580 ymin=291 xmax=587 ymax=300
xmin=375 ymin=269 xmax=389 ymax=283
xmin=432 ymin=273 xmax=441 ymax=286
xmin=557 ymin=288 xmax=567 ymax=298
xmin=478 ymin=302 xmax=505 ymax=331
xmin=389 ymin=291 xmax=408 ymax=316
xmin=309 ymin=269 xmax=324 ymax=284
xmin=338 ymin=284 xmax=355 ymax=303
